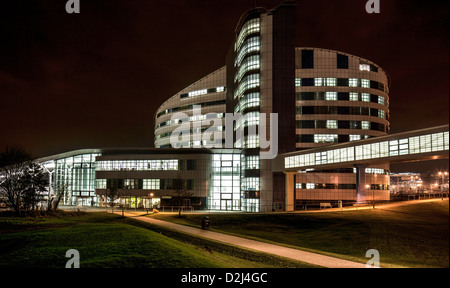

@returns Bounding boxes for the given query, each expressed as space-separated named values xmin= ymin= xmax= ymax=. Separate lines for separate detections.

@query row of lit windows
xmin=295 ymin=183 xmax=389 ymax=190
xmin=242 ymin=177 xmax=260 ymax=191
xmin=156 ymin=99 xmax=226 ymax=119
xmin=296 ymin=120 xmax=386 ymax=131
xmin=297 ymin=167 xmax=389 ymax=175
xmin=235 ymin=55 xmax=260 ymax=84
xmin=297 ymin=131 xmax=383 ymax=145
xmin=239 ymin=92 xmax=260 ymax=112
xmin=235 ymin=18 xmax=260 ymax=52
xmin=296 ymin=106 xmax=388 ymax=120
xmin=96 ymin=160 xmax=179 ymax=171
xmin=155 ymin=126 xmax=224 ymax=141
xmin=155 ymin=113 xmax=225 ymax=130
xmin=286 ymin=131 xmax=449 ymax=169
xmin=295 ymin=78 xmax=387 ymax=94
xmin=296 ymin=183 xmax=357 ymax=190
xmin=234 ymin=73 xmax=260 ymax=99
xmin=180 ymin=86 xmax=225 ymax=99
xmin=299 ymin=49 xmax=379 ymax=73
xmin=162 ymin=139 xmax=227 ymax=149
xmin=235 ymin=36 xmax=260 ymax=67
xmin=55 ymin=153 xmax=100 ymax=166
xmin=95 ymin=179 xmax=194 ymax=190
xmin=297 ymin=92 xmax=387 ymax=107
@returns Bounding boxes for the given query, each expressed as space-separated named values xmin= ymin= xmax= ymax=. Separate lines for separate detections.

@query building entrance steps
xmin=114 ymin=211 xmax=367 ymax=268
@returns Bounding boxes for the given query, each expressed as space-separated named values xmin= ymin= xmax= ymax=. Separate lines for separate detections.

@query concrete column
xmin=284 ymin=172 xmax=296 ymax=212
xmin=354 ymin=164 xmax=369 ymax=203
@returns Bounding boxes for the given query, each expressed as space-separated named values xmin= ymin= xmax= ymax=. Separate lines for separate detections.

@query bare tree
xmin=104 ymin=180 xmax=123 ymax=214
xmin=0 ymin=145 xmax=33 ymax=216
xmin=173 ymin=176 xmax=193 ymax=218
xmin=21 ymin=162 xmax=48 ymax=213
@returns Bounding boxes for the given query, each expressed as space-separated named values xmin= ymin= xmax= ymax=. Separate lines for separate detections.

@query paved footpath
xmin=116 ymin=211 xmax=367 ymax=268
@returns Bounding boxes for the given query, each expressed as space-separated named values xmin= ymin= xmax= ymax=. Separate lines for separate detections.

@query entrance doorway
xmin=221 ymin=200 xmax=232 ymax=211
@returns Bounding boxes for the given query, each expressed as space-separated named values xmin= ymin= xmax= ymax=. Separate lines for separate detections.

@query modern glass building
xmin=31 ymin=2 xmax=448 ymax=212
xmin=152 ymin=2 xmax=390 ymax=211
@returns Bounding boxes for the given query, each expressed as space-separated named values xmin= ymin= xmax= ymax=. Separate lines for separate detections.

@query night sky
xmin=1 ymin=0 xmax=449 ymax=171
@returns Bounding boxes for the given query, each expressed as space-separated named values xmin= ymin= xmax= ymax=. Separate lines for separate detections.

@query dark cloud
xmin=0 ymin=0 xmax=448 ymax=161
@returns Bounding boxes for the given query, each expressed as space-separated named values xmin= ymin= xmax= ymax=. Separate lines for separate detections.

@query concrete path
xmin=116 ymin=211 xmax=367 ymax=268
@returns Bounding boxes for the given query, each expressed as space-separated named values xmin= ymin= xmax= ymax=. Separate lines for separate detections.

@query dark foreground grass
xmin=0 ymin=212 xmax=315 ymax=268
xmin=151 ymin=200 xmax=449 ymax=268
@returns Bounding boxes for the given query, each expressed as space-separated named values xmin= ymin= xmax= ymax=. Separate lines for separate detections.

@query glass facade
xmin=285 ymin=131 xmax=449 ymax=169
xmin=96 ymin=160 xmax=179 ymax=171
xmin=232 ymin=15 xmax=262 ymax=212
xmin=295 ymin=77 xmax=389 ymax=94
xmin=55 ymin=153 xmax=100 ymax=206
xmin=209 ymin=153 xmax=241 ymax=211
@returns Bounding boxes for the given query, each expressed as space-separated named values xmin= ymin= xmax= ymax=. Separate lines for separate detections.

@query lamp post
xmin=147 ymin=193 xmax=154 ymax=213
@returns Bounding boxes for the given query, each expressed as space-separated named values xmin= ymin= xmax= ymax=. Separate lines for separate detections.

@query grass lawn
xmin=150 ymin=200 xmax=449 ymax=268
xmin=0 ymin=211 xmax=315 ymax=268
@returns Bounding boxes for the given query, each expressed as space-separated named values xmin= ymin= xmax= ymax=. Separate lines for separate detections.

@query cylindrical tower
xmin=294 ymin=47 xmax=391 ymax=206
xmin=154 ymin=67 xmax=227 ymax=149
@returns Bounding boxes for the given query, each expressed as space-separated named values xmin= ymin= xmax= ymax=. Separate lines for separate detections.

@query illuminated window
xmin=361 ymin=79 xmax=370 ymax=88
xmin=240 ymin=93 xmax=260 ymax=110
xmin=143 ymin=179 xmax=161 ymax=190
xmin=188 ymin=89 xmax=207 ymax=97
xmin=315 ymin=78 xmax=323 ymax=86
xmin=234 ymin=73 xmax=260 ymax=99
xmin=350 ymin=135 xmax=361 ymax=141
xmin=235 ymin=55 xmax=260 ymax=83
xmin=235 ymin=36 xmax=260 ymax=67
xmin=326 ymin=78 xmax=337 ymax=86
xmin=362 ymin=93 xmax=370 ymax=102
xmin=245 ymin=156 xmax=260 ymax=170
xmin=95 ymin=179 xmax=107 ymax=189
xmin=314 ymin=134 xmax=338 ymax=143
xmin=360 ymin=64 xmax=371 ymax=71
xmin=244 ymin=135 xmax=259 ymax=148
xmin=326 ymin=120 xmax=338 ymax=129
xmin=349 ymin=78 xmax=359 ymax=87
xmin=326 ymin=92 xmax=337 ymax=101
xmin=315 ymin=152 xmax=327 ymax=164
xmin=306 ymin=183 xmax=315 ymax=189
xmin=244 ymin=112 xmax=259 ymax=127
xmin=235 ymin=18 xmax=260 ymax=52
xmin=362 ymin=121 xmax=370 ymax=130
xmin=350 ymin=92 xmax=359 ymax=101
xmin=244 ymin=178 xmax=260 ymax=191
xmin=97 ymin=160 xmax=179 ymax=171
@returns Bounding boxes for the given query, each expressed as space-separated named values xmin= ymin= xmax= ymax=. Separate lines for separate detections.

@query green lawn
xmin=0 ymin=212 xmax=315 ymax=268
xmin=151 ymin=200 xmax=449 ymax=268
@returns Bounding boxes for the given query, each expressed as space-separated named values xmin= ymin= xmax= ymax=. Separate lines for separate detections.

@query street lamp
xmin=147 ymin=193 xmax=154 ymax=213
